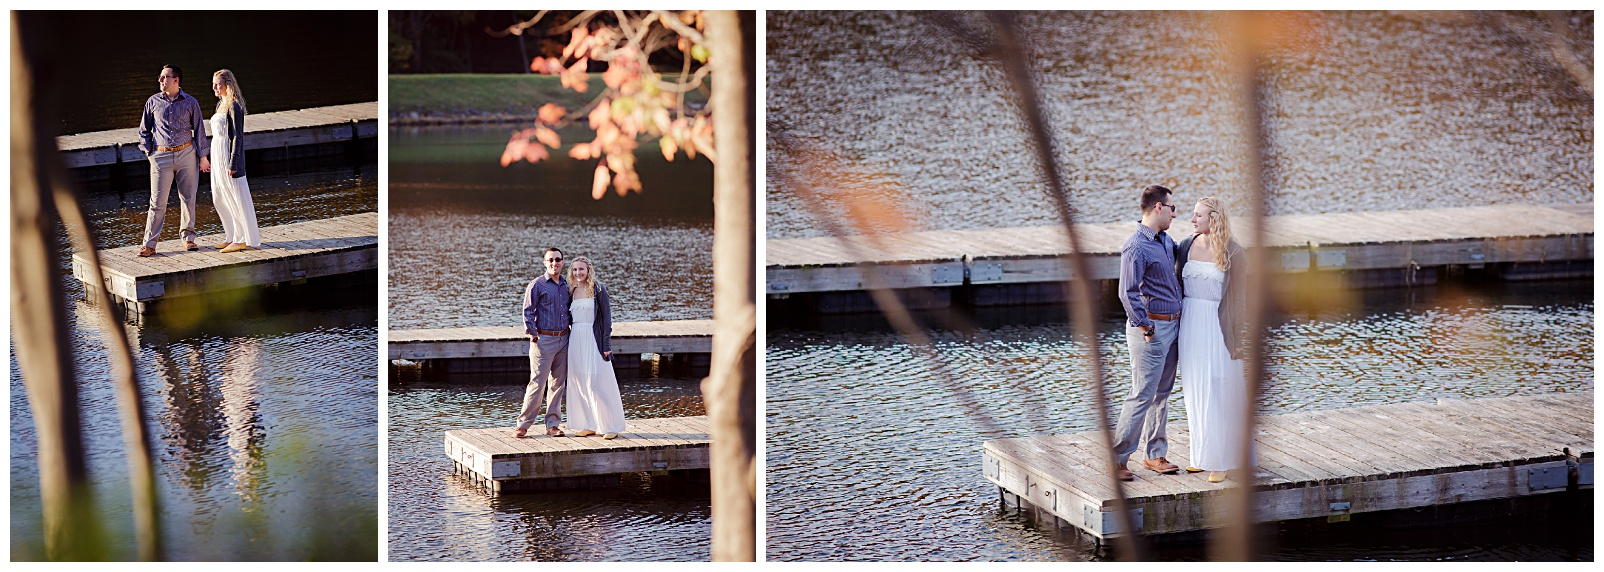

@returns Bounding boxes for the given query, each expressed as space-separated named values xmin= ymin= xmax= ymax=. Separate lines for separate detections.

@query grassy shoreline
xmin=388 ymin=73 xmax=706 ymax=126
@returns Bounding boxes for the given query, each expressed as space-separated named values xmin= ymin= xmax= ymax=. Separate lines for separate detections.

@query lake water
xmin=765 ymin=11 xmax=1592 ymax=239
xmin=763 ymin=10 xmax=1594 ymax=561
xmin=765 ymin=279 xmax=1594 ymax=561
xmin=9 ymin=154 xmax=379 ymax=560
xmin=16 ymin=11 xmax=378 ymax=136
xmin=386 ymin=125 xmax=717 ymax=561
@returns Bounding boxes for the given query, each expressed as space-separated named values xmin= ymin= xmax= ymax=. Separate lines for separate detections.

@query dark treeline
xmin=389 ymin=10 xmax=696 ymax=74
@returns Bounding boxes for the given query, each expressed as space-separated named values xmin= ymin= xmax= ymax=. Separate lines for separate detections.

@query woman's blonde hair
xmin=1198 ymin=196 xmax=1233 ymax=271
xmin=213 ymin=69 xmax=246 ymax=117
xmin=567 ymin=256 xmax=598 ymax=298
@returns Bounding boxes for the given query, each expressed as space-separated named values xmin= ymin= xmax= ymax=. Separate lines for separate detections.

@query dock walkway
xmin=57 ymin=102 xmax=379 ymax=169
xmin=390 ymin=320 xmax=715 ymax=375
xmin=768 ymin=205 xmax=1592 ymax=297
xmin=982 ymin=393 xmax=1594 ymax=539
xmin=446 ymin=415 xmax=710 ymax=494
xmin=71 ymin=212 xmax=377 ymax=317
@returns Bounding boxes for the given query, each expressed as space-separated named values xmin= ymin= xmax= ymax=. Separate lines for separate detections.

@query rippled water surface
xmin=388 ymin=125 xmax=717 ymax=561
xmin=389 ymin=126 xmax=714 ymax=329
xmin=766 ymin=11 xmax=1593 ymax=238
xmin=388 ymin=376 xmax=710 ymax=561
xmin=10 ymin=156 xmax=378 ymax=560
xmin=765 ymin=280 xmax=1593 ymax=561
xmin=20 ymin=11 xmax=377 ymax=136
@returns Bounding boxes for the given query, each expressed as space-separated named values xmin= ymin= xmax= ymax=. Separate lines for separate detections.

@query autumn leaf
xmin=534 ymin=126 xmax=561 ymax=149
xmin=568 ymin=143 xmax=594 ymax=160
xmin=597 ymin=122 xmax=620 ymax=150
xmin=614 ymin=169 xmax=641 ymax=196
xmin=530 ymin=56 xmax=562 ymax=74
xmin=652 ymin=108 xmax=672 ymax=136
xmin=591 ymin=163 xmax=611 ymax=200
xmin=561 ymin=58 xmax=590 ymax=92
xmin=588 ymin=102 xmax=611 ymax=130
xmin=523 ymin=142 xmax=549 ymax=163
xmin=537 ymin=103 xmax=567 ymax=125
xmin=501 ymin=137 xmax=525 ymax=167
xmin=562 ymin=26 xmax=589 ymax=60
xmin=660 ymin=136 xmax=677 ymax=162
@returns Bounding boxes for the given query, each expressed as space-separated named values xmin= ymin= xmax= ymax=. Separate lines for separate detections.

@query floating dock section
xmin=57 ymin=102 xmax=378 ymax=173
xmin=768 ymin=204 xmax=1592 ymax=311
xmin=389 ymin=320 xmax=715 ymax=375
xmin=982 ymin=393 xmax=1593 ymax=540
xmin=446 ymin=415 xmax=711 ymax=494
xmin=71 ymin=212 xmax=377 ymax=318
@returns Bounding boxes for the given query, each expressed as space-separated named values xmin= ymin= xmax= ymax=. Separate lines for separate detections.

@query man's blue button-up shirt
xmin=523 ymin=274 xmax=572 ymax=335
xmin=138 ymin=89 xmax=208 ymax=156
xmin=1119 ymin=222 xmax=1183 ymax=329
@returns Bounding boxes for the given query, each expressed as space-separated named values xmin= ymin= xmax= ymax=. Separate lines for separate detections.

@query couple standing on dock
xmin=1114 ymin=185 xmax=1256 ymax=485
xmin=137 ymin=65 xmax=259 ymax=257
xmin=514 ymin=247 xmax=627 ymax=440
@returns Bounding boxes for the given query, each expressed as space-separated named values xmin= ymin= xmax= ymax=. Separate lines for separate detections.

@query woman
xmin=209 ymin=69 xmax=259 ymax=253
xmin=565 ymin=256 xmax=627 ymax=439
xmin=1176 ymin=196 xmax=1255 ymax=483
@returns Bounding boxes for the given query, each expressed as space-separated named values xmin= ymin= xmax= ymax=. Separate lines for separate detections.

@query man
xmin=1111 ymin=184 xmax=1184 ymax=481
xmin=136 ymin=65 xmax=211 ymax=257
xmin=515 ymin=247 xmax=572 ymax=438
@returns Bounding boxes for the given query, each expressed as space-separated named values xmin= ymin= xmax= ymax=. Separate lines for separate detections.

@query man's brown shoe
xmin=137 ymin=246 xmax=156 ymax=257
xmin=513 ymin=427 xmax=527 ymax=438
xmin=185 ymin=241 xmax=198 ymax=251
xmin=546 ymin=426 xmax=565 ymax=437
xmin=1143 ymin=457 xmax=1180 ymax=474
xmin=1115 ymin=468 xmax=1135 ymax=481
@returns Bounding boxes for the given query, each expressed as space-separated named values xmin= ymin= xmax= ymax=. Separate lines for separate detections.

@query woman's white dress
xmin=209 ymin=111 xmax=259 ymax=247
xmin=566 ymin=296 xmax=626 ymax=434
xmin=1178 ymin=260 xmax=1255 ymax=471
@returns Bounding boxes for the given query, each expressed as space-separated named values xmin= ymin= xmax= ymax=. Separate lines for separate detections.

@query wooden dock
xmin=389 ymin=320 xmax=715 ymax=374
xmin=982 ymin=393 xmax=1594 ymax=540
xmin=71 ymin=212 xmax=377 ymax=317
xmin=446 ymin=415 xmax=711 ymax=494
xmin=768 ymin=204 xmax=1592 ymax=301
xmin=56 ymin=102 xmax=379 ymax=169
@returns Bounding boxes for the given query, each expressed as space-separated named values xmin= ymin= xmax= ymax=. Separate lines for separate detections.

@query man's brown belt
xmin=156 ymin=141 xmax=192 ymax=153
xmin=536 ymin=329 xmax=569 ymax=336
xmin=1148 ymin=312 xmax=1180 ymax=321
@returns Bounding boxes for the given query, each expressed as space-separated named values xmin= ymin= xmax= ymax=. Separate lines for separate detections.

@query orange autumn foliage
xmin=500 ymin=10 xmax=716 ymax=198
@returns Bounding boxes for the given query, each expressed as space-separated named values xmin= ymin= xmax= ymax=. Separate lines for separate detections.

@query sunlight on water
xmin=766 ymin=11 xmax=1592 ymax=239
xmin=764 ymin=280 xmax=1593 ymax=561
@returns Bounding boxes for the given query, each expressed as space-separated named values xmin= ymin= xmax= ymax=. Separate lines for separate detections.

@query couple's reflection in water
xmin=97 ymin=282 xmax=377 ymax=524
xmin=148 ymin=332 xmax=267 ymax=510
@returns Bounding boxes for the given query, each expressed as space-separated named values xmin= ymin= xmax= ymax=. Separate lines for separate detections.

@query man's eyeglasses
xmin=1158 ymin=202 xmax=1177 ymax=213
xmin=544 ymin=257 xmax=563 ymax=263
xmin=159 ymin=75 xmax=178 ymax=80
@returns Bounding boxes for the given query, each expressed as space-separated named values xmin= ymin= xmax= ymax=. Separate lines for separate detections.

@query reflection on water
xmin=387 ymin=378 xmax=710 ymax=562
xmin=9 ymin=154 xmax=377 ymax=559
xmin=764 ymin=279 xmax=1593 ymax=561
xmin=766 ymin=11 xmax=1592 ymax=238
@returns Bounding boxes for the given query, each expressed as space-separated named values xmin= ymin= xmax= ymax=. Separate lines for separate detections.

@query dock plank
xmin=769 ymin=205 xmax=1593 ymax=295
xmin=70 ymin=212 xmax=377 ymax=316
xmin=982 ymin=393 xmax=1591 ymax=539
xmin=57 ymin=102 xmax=379 ymax=169
xmin=445 ymin=415 xmax=711 ymax=495
xmin=389 ymin=320 xmax=714 ymax=361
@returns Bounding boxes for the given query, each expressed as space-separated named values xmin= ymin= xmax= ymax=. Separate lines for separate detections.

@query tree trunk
xmin=13 ymin=12 xmax=162 ymax=560
xmin=702 ymin=10 xmax=757 ymax=563
xmin=10 ymin=13 xmax=103 ymax=561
